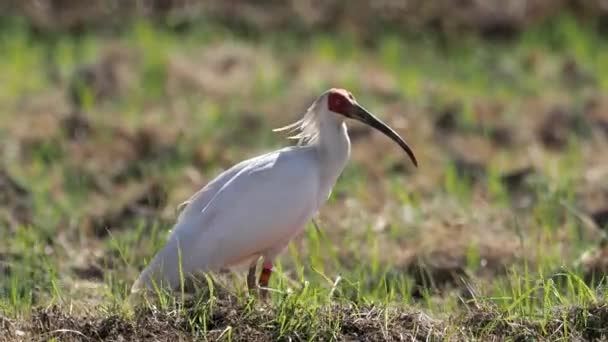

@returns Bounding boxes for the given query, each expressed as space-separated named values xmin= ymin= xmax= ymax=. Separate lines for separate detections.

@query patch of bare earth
xmin=460 ymin=303 xmax=608 ymax=341
xmin=2 ymin=301 xmax=608 ymax=341
xmin=0 ymin=169 xmax=32 ymax=230
xmin=0 ymin=301 xmax=444 ymax=341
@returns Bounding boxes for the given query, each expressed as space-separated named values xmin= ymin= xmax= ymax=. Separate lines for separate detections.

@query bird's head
xmin=323 ymin=88 xmax=418 ymax=167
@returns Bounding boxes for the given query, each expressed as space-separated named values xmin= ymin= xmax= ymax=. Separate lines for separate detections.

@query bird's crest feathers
xmin=273 ymin=99 xmax=321 ymax=145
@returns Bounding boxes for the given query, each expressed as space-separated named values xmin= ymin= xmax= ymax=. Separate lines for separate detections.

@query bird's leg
xmin=247 ymin=262 xmax=257 ymax=295
xmin=258 ymin=261 xmax=273 ymax=300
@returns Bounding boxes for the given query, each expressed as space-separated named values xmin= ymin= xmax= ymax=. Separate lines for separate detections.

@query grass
xmin=1 ymin=12 xmax=608 ymax=340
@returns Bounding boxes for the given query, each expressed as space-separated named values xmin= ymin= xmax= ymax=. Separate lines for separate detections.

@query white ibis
xmin=131 ymin=88 xmax=417 ymax=298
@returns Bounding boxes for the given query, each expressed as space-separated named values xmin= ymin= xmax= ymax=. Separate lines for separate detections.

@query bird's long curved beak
xmin=351 ymin=103 xmax=418 ymax=167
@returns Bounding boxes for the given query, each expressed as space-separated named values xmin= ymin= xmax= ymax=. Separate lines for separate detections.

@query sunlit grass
xmin=0 ymin=12 xmax=607 ymax=340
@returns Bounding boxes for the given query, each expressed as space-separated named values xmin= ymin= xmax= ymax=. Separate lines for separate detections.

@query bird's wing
xmin=176 ymin=159 xmax=251 ymax=223
xmin=134 ymin=147 xmax=320 ymax=291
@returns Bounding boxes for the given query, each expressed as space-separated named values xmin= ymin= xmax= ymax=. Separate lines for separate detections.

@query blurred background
xmin=1 ymin=0 xmax=608 ymax=324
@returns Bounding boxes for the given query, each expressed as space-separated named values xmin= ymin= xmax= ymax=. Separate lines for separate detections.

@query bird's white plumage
xmin=130 ymin=88 xmax=416 ymax=294
xmin=133 ymin=146 xmax=325 ymax=290
xmin=131 ymin=89 xmax=356 ymax=292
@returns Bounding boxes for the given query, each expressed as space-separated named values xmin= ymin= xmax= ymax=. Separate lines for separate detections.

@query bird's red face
xmin=327 ymin=88 xmax=355 ymax=117
xmin=324 ymin=88 xmax=419 ymax=167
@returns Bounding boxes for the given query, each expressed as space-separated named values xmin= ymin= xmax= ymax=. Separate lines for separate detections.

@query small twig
xmin=312 ymin=218 xmax=323 ymax=236
xmin=559 ymin=199 xmax=607 ymax=241
xmin=328 ymin=275 xmax=342 ymax=299
xmin=216 ymin=326 xmax=233 ymax=340
xmin=37 ymin=329 xmax=91 ymax=342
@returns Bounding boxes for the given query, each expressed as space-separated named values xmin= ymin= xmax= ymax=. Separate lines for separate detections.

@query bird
xmin=131 ymin=88 xmax=418 ymax=299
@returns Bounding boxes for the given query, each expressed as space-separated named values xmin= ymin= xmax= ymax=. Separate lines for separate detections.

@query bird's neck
xmin=314 ymin=115 xmax=351 ymax=197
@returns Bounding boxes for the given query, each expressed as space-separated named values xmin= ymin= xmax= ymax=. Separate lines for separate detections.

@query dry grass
xmin=7 ymin=0 xmax=608 ymax=37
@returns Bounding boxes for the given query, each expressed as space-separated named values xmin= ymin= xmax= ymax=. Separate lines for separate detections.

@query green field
xmin=1 ymin=8 xmax=608 ymax=341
